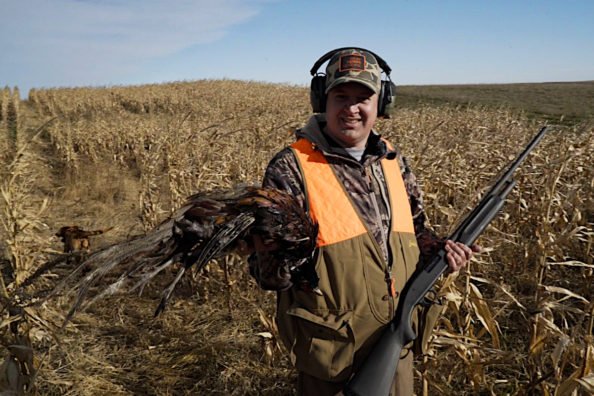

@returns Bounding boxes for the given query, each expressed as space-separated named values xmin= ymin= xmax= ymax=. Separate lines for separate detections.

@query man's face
xmin=325 ymin=82 xmax=378 ymax=149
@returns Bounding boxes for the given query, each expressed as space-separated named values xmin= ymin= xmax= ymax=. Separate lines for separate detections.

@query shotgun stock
xmin=345 ymin=126 xmax=550 ymax=396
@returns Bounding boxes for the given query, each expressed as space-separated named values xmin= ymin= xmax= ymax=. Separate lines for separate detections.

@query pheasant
xmin=51 ymin=186 xmax=318 ymax=323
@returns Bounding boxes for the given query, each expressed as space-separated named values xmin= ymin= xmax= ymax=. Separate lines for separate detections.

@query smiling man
xmin=325 ymin=81 xmax=378 ymax=150
xmin=250 ymin=48 xmax=477 ymax=395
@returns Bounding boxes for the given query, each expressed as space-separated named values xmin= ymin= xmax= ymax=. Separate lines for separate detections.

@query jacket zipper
xmin=321 ymin=144 xmax=398 ymax=320
xmin=364 ymin=165 xmax=396 ymax=318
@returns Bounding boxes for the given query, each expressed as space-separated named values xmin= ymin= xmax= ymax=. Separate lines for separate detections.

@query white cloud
xmin=0 ymin=0 xmax=268 ymax=90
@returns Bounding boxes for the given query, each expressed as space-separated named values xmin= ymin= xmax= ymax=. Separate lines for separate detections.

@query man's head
xmin=323 ymin=49 xmax=382 ymax=149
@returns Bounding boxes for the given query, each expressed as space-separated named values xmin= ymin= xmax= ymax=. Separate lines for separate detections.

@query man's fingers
xmin=445 ymin=240 xmax=477 ymax=272
xmin=444 ymin=240 xmax=484 ymax=273
xmin=458 ymin=243 xmax=473 ymax=260
xmin=446 ymin=241 xmax=466 ymax=258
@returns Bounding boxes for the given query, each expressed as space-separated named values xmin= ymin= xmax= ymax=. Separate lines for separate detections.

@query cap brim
xmin=325 ymin=77 xmax=380 ymax=95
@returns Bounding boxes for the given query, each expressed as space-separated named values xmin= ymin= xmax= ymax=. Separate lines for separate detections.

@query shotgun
xmin=345 ymin=126 xmax=550 ymax=396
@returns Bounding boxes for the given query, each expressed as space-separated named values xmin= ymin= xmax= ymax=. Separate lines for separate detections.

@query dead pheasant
xmin=50 ymin=186 xmax=318 ymax=323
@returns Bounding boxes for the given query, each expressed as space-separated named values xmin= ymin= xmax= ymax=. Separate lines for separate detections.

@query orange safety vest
xmin=275 ymin=137 xmax=420 ymax=382
xmin=290 ymin=138 xmax=414 ymax=248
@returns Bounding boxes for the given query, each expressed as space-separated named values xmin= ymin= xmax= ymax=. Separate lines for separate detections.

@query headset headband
xmin=309 ymin=47 xmax=392 ymax=76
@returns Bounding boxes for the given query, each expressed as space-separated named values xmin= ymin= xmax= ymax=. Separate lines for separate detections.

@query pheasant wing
xmin=154 ymin=211 xmax=255 ymax=316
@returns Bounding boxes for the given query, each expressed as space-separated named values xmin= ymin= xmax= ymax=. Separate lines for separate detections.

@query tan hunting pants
xmin=296 ymin=351 xmax=414 ymax=396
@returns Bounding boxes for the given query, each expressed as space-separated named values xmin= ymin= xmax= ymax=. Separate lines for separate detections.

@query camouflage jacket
xmin=261 ymin=114 xmax=443 ymax=272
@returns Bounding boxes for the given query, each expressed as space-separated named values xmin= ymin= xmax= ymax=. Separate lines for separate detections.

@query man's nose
xmin=343 ymin=100 xmax=359 ymax=112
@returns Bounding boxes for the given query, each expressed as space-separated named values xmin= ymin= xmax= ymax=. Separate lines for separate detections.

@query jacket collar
xmin=295 ymin=115 xmax=397 ymax=166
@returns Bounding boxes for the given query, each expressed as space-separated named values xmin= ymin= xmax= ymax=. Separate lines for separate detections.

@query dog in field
xmin=55 ymin=226 xmax=113 ymax=253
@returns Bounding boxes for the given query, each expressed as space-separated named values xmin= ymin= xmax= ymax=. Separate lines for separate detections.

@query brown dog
xmin=55 ymin=226 xmax=113 ymax=253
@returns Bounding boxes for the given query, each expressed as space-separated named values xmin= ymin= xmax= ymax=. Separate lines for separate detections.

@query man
xmin=251 ymin=48 xmax=477 ymax=395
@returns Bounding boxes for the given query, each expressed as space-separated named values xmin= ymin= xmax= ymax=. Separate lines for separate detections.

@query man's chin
xmin=338 ymin=128 xmax=359 ymax=136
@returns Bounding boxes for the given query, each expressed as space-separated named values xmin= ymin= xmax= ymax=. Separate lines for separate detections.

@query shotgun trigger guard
xmin=419 ymin=288 xmax=440 ymax=307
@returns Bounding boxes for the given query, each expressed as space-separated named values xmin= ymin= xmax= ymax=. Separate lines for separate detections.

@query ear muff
xmin=309 ymin=75 xmax=327 ymax=114
xmin=309 ymin=47 xmax=396 ymax=118
xmin=378 ymin=80 xmax=397 ymax=118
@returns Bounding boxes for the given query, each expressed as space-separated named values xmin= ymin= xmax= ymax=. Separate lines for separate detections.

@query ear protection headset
xmin=309 ymin=47 xmax=396 ymax=118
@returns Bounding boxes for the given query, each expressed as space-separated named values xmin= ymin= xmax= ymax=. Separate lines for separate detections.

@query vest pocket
xmin=285 ymin=307 xmax=355 ymax=381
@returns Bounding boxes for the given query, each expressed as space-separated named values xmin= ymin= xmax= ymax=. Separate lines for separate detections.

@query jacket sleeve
xmin=400 ymin=156 xmax=445 ymax=260
xmin=262 ymin=147 xmax=306 ymax=210
xmin=248 ymin=147 xmax=307 ymax=290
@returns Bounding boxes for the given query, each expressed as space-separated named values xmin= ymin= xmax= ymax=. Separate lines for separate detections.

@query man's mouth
xmin=341 ymin=117 xmax=361 ymax=128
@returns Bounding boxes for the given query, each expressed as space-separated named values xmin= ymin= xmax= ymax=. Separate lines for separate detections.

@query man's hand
xmin=445 ymin=240 xmax=481 ymax=272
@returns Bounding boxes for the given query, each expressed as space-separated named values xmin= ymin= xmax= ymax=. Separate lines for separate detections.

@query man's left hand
xmin=445 ymin=240 xmax=481 ymax=272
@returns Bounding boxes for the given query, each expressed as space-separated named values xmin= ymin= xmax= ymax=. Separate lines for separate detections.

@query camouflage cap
xmin=325 ymin=49 xmax=382 ymax=94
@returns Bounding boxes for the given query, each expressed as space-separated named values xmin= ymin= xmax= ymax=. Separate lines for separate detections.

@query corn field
xmin=0 ymin=80 xmax=592 ymax=395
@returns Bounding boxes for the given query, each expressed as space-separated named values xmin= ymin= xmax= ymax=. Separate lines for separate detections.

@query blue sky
xmin=1 ymin=0 xmax=593 ymax=95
